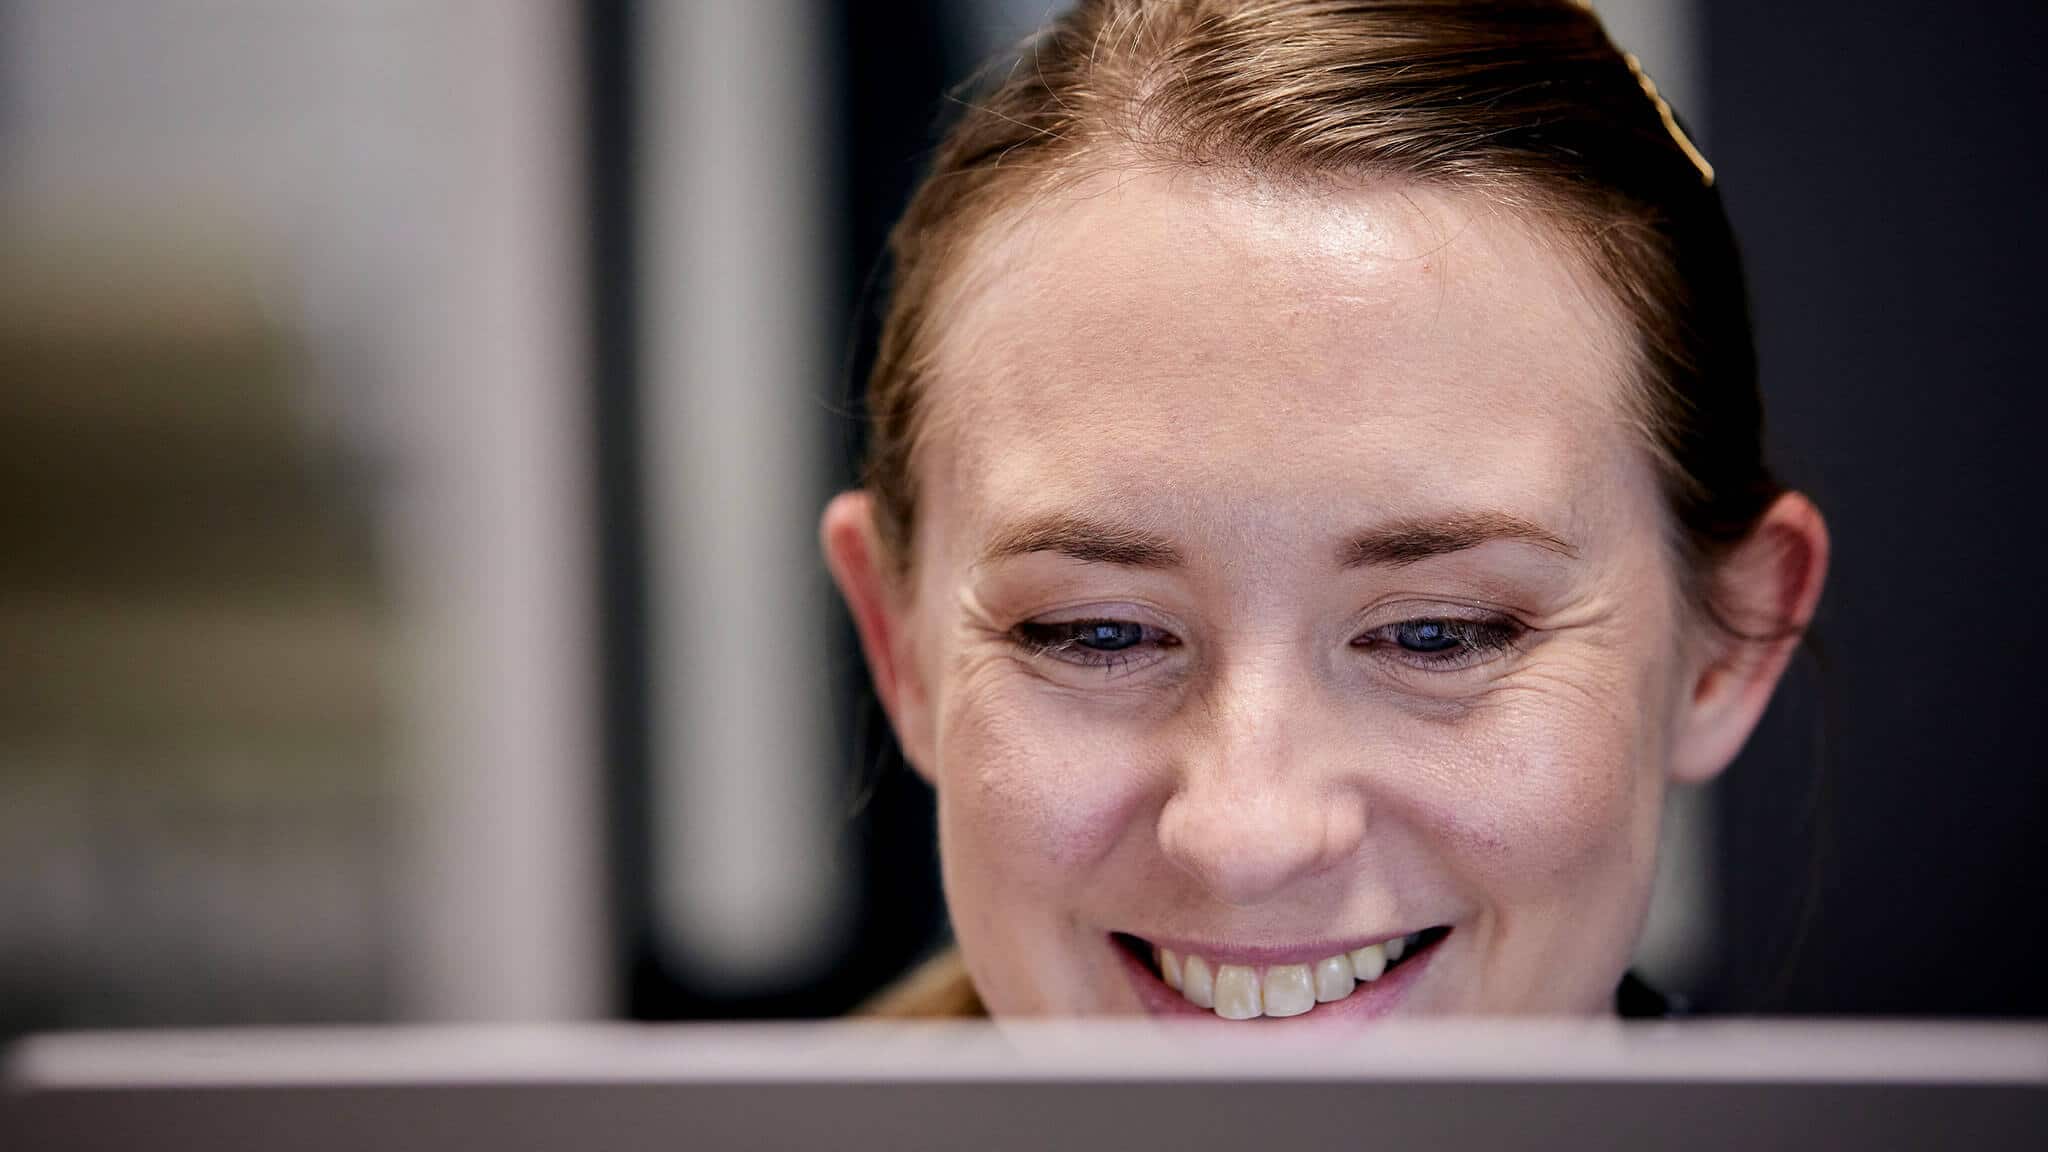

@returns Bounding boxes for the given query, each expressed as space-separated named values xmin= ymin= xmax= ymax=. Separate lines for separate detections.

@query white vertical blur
xmin=0 ymin=0 xmax=607 ymax=1023
xmin=641 ymin=0 xmax=852 ymax=991
xmin=387 ymin=0 xmax=608 ymax=1020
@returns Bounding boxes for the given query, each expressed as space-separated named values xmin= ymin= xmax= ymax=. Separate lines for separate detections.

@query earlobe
xmin=819 ymin=491 xmax=935 ymax=781
xmin=1669 ymin=492 xmax=1831 ymax=784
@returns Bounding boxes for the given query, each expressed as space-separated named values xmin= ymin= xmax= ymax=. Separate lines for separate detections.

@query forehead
xmin=918 ymin=170 xmax=1645 ymax=559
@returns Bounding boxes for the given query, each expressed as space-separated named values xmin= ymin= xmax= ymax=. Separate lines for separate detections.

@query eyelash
xmin=1011 ymin=619 xmax=1180 ymax=677
xmin=1009 ymin=613 xmax=1527 ymax=676
xmin=1349 ymin=615 xmax=1527 ymax=670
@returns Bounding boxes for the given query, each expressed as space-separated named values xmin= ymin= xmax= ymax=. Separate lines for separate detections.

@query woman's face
xmin=853 ymin=172 xmax=1722 ymax=1023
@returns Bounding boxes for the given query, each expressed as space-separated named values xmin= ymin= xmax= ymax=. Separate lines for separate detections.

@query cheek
xmin=934 ymin=663 xmax=1157 ymax=893
xmin=1402 ymin=662 xmax=1669 ymax=898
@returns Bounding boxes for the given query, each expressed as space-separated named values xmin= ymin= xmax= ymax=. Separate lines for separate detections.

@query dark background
xmin=1703 ymin=0 xmax=2048 ymax=1015
xmin=603 ymin=0 xmax=2047 ymax=1019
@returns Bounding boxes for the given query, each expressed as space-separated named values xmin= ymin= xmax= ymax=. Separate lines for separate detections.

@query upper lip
xmin=1121 ymin=928 xmax=1434 ymax=968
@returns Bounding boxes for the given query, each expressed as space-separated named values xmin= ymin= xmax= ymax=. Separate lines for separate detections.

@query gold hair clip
xmin=1567 ymin=0 xmax=1715 ymax=186
xmin=1623 ymin=52 xmax=1715 ymax=187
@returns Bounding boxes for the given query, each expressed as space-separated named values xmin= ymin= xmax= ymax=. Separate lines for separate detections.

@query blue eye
xmin=1011 ymin=618 xmax=1175 ymax=673
xmin=1355 ymin=614 xmax=1524 ymax=670
xmin=1394 ymin=619 xmax=1460 ymax=653
xmin=1017 ymin=619 xmax=1151 ymax=653
xmin=1073 ymin=620 xmax=1144 ymax=650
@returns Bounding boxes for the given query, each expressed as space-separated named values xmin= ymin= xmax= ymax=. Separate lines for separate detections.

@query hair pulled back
xmin=863 ymin=0 xmax=1777 ymax=617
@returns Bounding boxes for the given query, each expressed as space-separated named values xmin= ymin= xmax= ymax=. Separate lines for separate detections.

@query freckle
xmin=1468 ymin=825 xmax=1510 ymax=855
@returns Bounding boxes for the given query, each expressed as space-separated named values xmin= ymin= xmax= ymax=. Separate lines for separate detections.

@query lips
xmin=1114 ymin=926 xmax=1450 ymax=1022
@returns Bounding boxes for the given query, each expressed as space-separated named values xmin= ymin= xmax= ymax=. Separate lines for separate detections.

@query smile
xmin=1116 ymin=927 xmax=1451 ymax=1021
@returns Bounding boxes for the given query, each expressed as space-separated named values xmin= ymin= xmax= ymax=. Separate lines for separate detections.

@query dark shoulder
xmin=1616 ymin=970 xmax=1683 ymax=1018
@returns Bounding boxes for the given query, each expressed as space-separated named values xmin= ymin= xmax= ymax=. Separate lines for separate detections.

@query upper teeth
xmin=1155 ymin=931 xmax=1427 ymax=1020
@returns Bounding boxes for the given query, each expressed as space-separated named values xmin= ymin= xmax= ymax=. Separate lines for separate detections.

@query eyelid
xmin=1351 ymin=594 xmax=1527 ymax=627
xmin=1020 ymin=596 xmax=1175 ymax=621
xmin=1011 ymin=599 xmax=1188 ymax=643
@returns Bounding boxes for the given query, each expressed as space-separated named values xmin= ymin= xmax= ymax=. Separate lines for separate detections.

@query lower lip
xmin=1113 ymin=934 xmax=1444 ymax=1028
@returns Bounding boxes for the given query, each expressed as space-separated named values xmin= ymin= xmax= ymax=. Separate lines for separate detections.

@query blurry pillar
xmin=390 ymin=0 xmax=608 ymax=1021
xmin=640 ymin=0 xmax=852 ymax=992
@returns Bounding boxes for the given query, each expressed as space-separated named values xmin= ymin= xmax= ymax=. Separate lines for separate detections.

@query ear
xmin=820 ymin=491 xmax=936 ymax=780
xmin=1669 ymin=492 xmax=1830 ymax=784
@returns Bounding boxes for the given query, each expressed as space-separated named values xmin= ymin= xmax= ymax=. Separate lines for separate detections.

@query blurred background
xmin=0 ymin=0 xmax=2041 ymax=1033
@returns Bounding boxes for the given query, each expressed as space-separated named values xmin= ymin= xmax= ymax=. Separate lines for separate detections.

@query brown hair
xmin=861 ymin=0 xmax=1781 ymax=621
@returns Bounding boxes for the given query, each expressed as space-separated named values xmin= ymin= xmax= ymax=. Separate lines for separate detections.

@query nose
xmin=1155 ymin=662 xmax=1368 ymax=907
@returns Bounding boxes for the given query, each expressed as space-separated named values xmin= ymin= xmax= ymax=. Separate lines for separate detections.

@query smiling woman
xmin=821 ymin=0 xmax=1827 ymax=1024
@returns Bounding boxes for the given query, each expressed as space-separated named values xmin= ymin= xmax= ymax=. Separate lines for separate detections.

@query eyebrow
xmin=979 ymin=512 xmax=1184 ymax=568
xmin=978 ymin=508 xmax=1575 ymax=570
xmin=1339 ymin=511 xmax=1578 ymax=568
